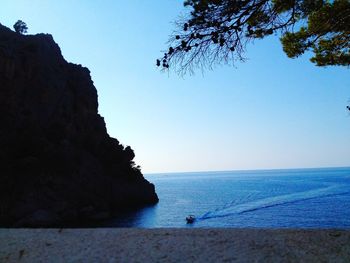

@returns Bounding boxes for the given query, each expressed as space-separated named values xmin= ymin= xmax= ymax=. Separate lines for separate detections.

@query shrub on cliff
xmin=13 ymin=20 xmax=28 ymax=34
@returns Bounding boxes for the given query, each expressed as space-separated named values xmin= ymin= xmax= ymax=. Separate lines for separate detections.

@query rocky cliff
xmin=0 ymin=24 xmax=158 ymax=227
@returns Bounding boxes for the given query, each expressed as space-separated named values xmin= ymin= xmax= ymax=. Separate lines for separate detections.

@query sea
xmin=108 ymin=167 xmax=350 ymax=228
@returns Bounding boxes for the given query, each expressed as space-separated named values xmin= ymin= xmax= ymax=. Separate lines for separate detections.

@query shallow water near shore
xmin=107 ymin=167 xmax=350 ymax=228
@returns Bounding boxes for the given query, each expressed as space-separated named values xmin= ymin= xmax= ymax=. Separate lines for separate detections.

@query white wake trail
xmin=200 ymin=184 xmax=348 ymax=220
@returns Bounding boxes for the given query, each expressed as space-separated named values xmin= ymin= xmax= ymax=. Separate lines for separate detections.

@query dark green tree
xmin=13 ymin=20 xmax=28 ymax=34
xmin=158 ymin=0 xmax=350 ymax=73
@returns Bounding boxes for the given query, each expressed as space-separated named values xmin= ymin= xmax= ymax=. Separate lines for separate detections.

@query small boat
xmin=186 ymin=215 xmax=195 ymax=224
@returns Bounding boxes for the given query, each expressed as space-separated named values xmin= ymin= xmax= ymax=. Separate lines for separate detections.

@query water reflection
xmin=105 ymin=204 xmax=159 ymax=227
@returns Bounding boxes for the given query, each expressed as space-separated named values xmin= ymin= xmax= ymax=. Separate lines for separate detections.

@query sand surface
xmin=1 ymin=228 xmax=349 ymax=262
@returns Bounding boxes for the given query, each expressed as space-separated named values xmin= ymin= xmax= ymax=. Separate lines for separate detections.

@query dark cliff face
xmin=0 ymin=24 xmax=158 ymax=227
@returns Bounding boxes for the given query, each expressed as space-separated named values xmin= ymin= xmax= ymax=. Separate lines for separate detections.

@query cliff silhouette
xmin=0 ymin=24 xmax=158 ymax=227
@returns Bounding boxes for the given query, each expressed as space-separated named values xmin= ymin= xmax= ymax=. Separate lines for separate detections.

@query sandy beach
xmin=1 ymin=228 xmax=349 ymax=262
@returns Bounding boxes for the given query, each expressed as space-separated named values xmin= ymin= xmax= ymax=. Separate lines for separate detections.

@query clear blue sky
xmin=2 ymin=1 xmax=350 ymax=173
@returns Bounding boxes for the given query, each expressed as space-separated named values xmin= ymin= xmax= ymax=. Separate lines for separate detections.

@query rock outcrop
xmin=0 ymin=24 xmax=158 ymax=227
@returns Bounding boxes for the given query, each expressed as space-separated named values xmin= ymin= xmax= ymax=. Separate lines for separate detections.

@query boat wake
xmin=199 ymin=184 xmax=349 ymax=220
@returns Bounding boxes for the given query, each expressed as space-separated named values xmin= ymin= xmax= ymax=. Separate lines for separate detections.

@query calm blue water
xmin=108 ymin=167 xmax=350 ymax=228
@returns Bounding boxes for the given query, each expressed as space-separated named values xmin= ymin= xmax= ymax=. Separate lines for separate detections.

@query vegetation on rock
xmin=13 ymin=20 xmax=28 ymax=34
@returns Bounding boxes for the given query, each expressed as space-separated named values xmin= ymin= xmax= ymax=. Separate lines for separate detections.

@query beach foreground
xmin=1 ymin=228 xmax=349 ymax=262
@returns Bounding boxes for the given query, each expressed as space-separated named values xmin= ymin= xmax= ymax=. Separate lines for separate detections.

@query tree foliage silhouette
xmin=13 ymin=20 xmax=28 ymax=34
xmin=158 ymin=0 xmax=350 ymax=74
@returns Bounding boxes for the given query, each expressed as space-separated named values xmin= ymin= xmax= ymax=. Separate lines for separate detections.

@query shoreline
xmin=1 ymin=228 xmax=349 ymax=262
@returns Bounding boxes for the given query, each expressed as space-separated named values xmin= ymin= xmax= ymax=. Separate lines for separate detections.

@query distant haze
xmin=2 ymin=0 xmax=350 ymax=173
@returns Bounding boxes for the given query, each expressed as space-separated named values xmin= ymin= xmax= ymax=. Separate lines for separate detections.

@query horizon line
xmin=144 ymin=165 xmax=350 ymax=176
